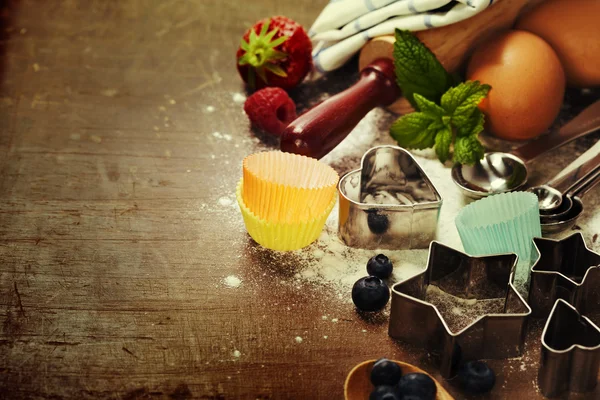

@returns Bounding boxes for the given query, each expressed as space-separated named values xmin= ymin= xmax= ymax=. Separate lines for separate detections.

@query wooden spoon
xmin=344 ymin=360 xmax=454 ymax=400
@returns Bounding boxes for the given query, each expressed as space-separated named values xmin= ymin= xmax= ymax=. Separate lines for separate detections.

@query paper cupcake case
xmin=456 ymin=192 xmax=542 ymax=272
xmin=242 ymin=151 xmax=338 ymax=223
xmin=236 ymin=179 xmax=336 ymax=251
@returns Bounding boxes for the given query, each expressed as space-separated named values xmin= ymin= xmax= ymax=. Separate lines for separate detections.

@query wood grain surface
xmin=0 ymin=1 xmax=599 ymax=399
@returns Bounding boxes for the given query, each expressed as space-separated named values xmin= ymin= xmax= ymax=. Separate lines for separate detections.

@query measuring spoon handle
xmin=570 ymin=165 xmax=600 ymax=198
xmin=512 ymin=100 xmax=600 ymax=163
xmin=548 ymin=146 xmax=600 ymax=193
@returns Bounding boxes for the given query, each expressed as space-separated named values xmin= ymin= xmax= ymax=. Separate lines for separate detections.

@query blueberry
xmin=369 ymin=385 xmax=401 ymax=400
xmin=367 ymin=212 xmax=389 ymax=234
xmin=397 ymin=373 xmax=437 ymax=400
xmin=367 ymin=254 xmax=393 ymax=279
xmin=458 ymin=360 xmax=496 ymax=394
xmin=370 ymin=358 xmax=402 ymax=386
xmin=351 ymin=276 xmax=390 ymax=312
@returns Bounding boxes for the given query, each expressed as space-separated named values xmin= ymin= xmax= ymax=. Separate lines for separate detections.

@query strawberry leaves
xmin=238 ymin=19 xmax=289 ymax=89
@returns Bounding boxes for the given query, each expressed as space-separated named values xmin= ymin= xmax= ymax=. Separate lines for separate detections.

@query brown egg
xmin=467 ymin=30 xmax=565 ymax=141
xmin=517 ymin=0 xmax=600 ymax=87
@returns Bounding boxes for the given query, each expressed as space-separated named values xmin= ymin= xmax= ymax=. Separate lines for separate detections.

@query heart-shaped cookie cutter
xmin=529 ymin=232 xmax=600 ymax=319
xmin=538 ymin=299 xmax=600 ymax=397
xmin=389 ymin=242 xmax=531 ymax=378
xmin=338 ymin=146 xmax=443 ymax=250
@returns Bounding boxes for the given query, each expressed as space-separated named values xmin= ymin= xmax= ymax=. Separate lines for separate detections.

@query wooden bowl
xmin=344 ymin=360 xmax=454 ymax=400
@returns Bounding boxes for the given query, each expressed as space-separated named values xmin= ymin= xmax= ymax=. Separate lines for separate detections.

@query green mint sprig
xmin=389 ymin=29 xmax=491 ymax=165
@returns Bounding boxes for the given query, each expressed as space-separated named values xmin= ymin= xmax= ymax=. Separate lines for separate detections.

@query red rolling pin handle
xmin=280 ymin=58 xmax=400 ymax=159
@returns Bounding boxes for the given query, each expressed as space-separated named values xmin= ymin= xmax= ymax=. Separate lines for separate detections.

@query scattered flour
xmin=294 ymin=336 xmax=303 ymax=344
xmin=424 ymin=285 xmax=506 ymax=333
xmin=224 ymin=275 xmax=242 ymax=288
xmin=218 ymin=197 xmax=233 ymax=207
xmin=232 ymin=93 xmax=246 ymax=103
xmin=101 ymin=88 xmax=118 ymax=97
xmin=212 ymin=131 xmax=232 ymax=141
xmin=276 ymin=204 xmax=428 ymax=302
xmin=232 ymin=349 xmax=241 ymax=358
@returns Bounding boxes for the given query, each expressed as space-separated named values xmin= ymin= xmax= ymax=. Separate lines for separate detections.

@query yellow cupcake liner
xmin=237 ymin=179 xmax=336 ymax=251
xmin=242 ymin=151 xmax=338 ymax=223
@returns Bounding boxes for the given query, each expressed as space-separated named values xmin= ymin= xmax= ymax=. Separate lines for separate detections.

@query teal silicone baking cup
xmin=455 ymin=192 xmax=541 ymax=280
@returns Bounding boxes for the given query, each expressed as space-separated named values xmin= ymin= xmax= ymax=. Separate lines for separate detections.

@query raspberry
xmin=243 ymin=87 xmax=297 ymax=136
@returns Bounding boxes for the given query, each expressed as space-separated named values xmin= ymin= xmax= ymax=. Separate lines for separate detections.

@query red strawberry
xmin=243 ymin=87 xmax=297 ymax=136
xmin=237 ymin=16 xmax=312 ymax=90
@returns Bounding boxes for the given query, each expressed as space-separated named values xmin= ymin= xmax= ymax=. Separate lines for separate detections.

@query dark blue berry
xmin=369 ymin=385 xmax=401 ymax=400
xmin=367 ymin=254 xmax=393 ymax=279
xmin=458 ymin=360 xmax=496 ymax=394
xmin=368 ymin=211 xmax=389 ymax=234
xmin=397 ymin=373 xmax=437 ymax=400
xmin=351 ymin=276 xmax=390 ymax=312
xmin=370 ymin=358 xmax=402 ymax=386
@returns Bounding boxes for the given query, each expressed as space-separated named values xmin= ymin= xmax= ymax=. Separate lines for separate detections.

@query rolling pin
xmin=280 ymin=0 xmax=544 ymax=159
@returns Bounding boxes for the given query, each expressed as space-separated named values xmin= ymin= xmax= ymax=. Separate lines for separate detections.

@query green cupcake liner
xmin=455 ymin=192 xmax=541 ymax=283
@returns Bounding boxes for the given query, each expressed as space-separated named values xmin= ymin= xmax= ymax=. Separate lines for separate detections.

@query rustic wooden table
xmin=1 ymin=1 xmax=599 ymax=399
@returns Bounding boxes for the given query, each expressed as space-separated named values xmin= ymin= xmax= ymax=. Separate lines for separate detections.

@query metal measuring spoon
xmin=541 ymin=168 xmax=600 ymax=234
xmin=452 ymin=100 xmax=600 ymax=199
xmin=529 ymin=146 xmax=600 ymax=213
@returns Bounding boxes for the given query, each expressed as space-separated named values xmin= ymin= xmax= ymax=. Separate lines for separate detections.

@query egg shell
xmin=467 ymin=30 xmax=565 ymax=141
xmin=517 ymin=0 xmax=600 ymax=88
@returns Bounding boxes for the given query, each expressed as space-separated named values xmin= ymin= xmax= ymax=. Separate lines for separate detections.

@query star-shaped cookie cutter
xmin=538 ymin=299 xmax=600 ymax=397
xmin=389 ymin=241 xmax=531 ymax=378
xmin=529 ymin=232 xmax=600 ymax=318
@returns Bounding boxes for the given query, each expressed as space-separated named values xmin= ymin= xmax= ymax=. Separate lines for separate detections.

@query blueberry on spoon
xmin=367 ymin=254 xmax=393 ymax=279
xmin=352 ymin=276 xmax=389 ymax=312
xmin=369 ymin=385 xmax=402 ymax=400
xmin=397 ymin=373 xmax=437 ymax=400
xmin=370 ymin=358 xmax=402 ymax=386
xmin=458 ymin=360 xmax=496 ymax=394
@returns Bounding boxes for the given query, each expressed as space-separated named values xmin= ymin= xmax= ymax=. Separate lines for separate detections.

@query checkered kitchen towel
xmin=310 ymin=0 xmax=495 ymax=73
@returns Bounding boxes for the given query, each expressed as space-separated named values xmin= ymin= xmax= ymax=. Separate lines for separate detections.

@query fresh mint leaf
xmin=441 ymin=81 xmax=491 ymax=126
xmin=457 ymin=108 xmax=485 ymax=137
xmin=413 ymin=93 xmax=445 ymax=117
xmin=434 ymin=125 xmax=452 ymax=163
xmin=390 ymin=112 xmax=442 ymax=150
xmin=393 ymin=29 xmax=452 ymax=107
xmin=454 ymin=135 xmax=485 ymax=165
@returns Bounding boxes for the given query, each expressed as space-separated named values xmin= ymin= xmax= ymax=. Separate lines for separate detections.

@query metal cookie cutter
xmin=338 ymin=146 xmax=443 ymax=250
xmin=389 ymin=242 xmax=531 ymax=378
xmin=538 ymin=299 xmax=600 ymax=397
xmin=529 ymin=232 xmax=600 ymax=318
